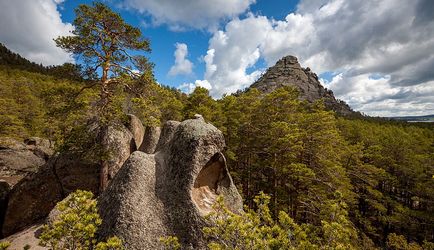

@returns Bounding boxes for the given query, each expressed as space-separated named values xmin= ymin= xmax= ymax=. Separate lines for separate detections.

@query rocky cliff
xmin=250 ymin=55 xmax=354 ymax=116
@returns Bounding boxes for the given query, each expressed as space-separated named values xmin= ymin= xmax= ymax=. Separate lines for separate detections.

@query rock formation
xmin=98 ymin=116 xmax=243 ymax=249
xmin=1 ymin=115 xmax=243 ymax=249
xmin=1 ymin=158 xmax=64 ymax=237
xmin=250 ymin=55 xmax=355 ymax=116
xmin=126 ymin=114 xmax=145 ymax=150
xmin=0 ymin=137 xmax=54 ymax=237
xmin=139 ymin=126 xmax=161 ymax=154
xmin=100 ymin=124 xmax=135 ymax=181
xmin=1 ymin=115 xmax=142 ymax=237
xmin=0 ymin=137 xmax=53 ymax=188
xmin=155 ymin=121 xmax=179 ymax=152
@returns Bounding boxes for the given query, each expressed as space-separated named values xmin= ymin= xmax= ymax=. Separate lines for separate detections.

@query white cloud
xmin=122 ymin=0 xmax=255 ymax=31
xmin=0 ymin=0 xmax=73 ymax=65
xmin=195 ymin=79 xmax=212 ymax=90
xmin=260 ymin=13 xmax=315 ymax=67
xmin=329 ymin=73 xmax=434 ymax=117
xmin=178 ymin=82 xmax=196 ymax=94
xmin=168 ymin=43 xmax=193 ymax=76
xmin=178 ymin=79 xmax=212 ymax=94
xmin=192 ymin=0 xmax=434 ymax=116
xmin=203 ymin=14 xmax=270 ymax=97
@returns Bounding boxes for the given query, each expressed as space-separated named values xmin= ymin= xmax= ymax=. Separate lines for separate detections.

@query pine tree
xmin=54 ymin=2 xmax=153 ymax=190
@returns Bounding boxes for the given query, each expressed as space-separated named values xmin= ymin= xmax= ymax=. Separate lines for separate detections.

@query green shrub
xmin=0 ymin=242 xmax=10 ymax=250
xmin=159 ymin=236 xmax=181 ymax=250
xmin=39 ymin=190 xmax=122 ymax=250
xmin=203 ymin=192 xmax=358 ymax=250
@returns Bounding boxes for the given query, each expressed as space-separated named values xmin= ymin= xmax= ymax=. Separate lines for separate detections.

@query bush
xmin=203 ymin=192 xmax=358 ymax=250
xmin=0 ymin=242 xmax=10 ymax=250
xmin=39 ymin=190 xmax=122 ymax=250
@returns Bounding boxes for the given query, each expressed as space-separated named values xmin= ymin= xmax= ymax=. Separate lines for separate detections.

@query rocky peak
xmin=250 ymin=55 xmax=355 ymax=116
xmin=275 ymin=55 xmax=302 ymax=69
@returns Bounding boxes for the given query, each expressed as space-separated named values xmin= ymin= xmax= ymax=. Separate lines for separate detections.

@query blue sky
xmin=0 ymin=0 xmax=434 ymax=116
xmin=59 ymin=0 xmax=209 ymax=89
xmin=58 ymin=0 xmax=300 ymax=90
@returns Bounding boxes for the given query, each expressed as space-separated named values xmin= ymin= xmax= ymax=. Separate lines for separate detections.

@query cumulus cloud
xmin=178 ymin=79 xmax=212 ymax=94
xmin=0 ymin=0 xmax=73 ymax=65
xmin=192 ymin=0 xmax=434 ymax=116
xmin=203 ymin=15 xmax=270 ymax=97
xmin=195 ymin=79 xmax=212 ymax=90
xmin=122 ymin=0 xmax=255 ymax=30
xmin=168 ymin=43 xmax=193 ymax=76
xmin=323 ymin=73 xmax=434 ymax=116
xmin=329 ymin=74 xmax=434 ymax=116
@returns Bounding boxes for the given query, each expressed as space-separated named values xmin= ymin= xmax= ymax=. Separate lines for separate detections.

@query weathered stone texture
xmin=139 ymin=126 xmax=161 ymax=154
xmin=98 ymin=116 xmax=243 ymax=249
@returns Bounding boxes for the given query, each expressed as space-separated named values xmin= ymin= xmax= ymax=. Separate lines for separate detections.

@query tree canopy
xmin=55 ymin=2 xmax=153 ymax=114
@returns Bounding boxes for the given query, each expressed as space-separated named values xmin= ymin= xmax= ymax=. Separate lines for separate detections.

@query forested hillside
xmin=0 ymin=65 xmax=186 ymax=145
xmin=187 ymin=86 xmax=434 ymax=248
xmin=0 ymin=45 xmax=433 ymax=248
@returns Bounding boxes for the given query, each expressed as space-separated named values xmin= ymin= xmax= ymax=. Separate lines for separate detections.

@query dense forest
xmin=0 ymin=4 xmax=433 ymax=248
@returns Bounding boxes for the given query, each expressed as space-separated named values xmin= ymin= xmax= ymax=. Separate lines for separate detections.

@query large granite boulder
xmin=139 ymin=126 xmax=161 ymax=154
xmin=97 ymin=152 xmax=167 ymax=249
xmin=98 ymin=116 xmax=243 ymax=249
xmin=155 ymin=121 xmax=180 ymax=152
xmin=0 ymin=137 xmax=54 ymax=237
xmin=0 ymin=137 xmax=53 ymax=187
xmin=1 ymin=119 xmax=138 ymax=237
xmin=100 ymin=124 xmax=135 ymax=181
xmin=126 ymin=114 xmax=145 ymax=150
xmin=1 ymin=158 xmax=63 ymax=236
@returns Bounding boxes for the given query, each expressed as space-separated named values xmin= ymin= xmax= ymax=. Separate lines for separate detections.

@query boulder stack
xmin=98 ymin=116 xmax=243 ymax=249
xmin=1 ymin=115 xmax=243 ymax=250
xmin=1 ymin=115 xmax=142 ymax=237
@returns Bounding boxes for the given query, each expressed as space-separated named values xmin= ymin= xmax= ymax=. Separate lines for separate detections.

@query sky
xmin=0 ymin=0 xmax=433 ymax=117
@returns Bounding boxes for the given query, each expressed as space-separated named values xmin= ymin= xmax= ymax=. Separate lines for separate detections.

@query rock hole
xmin=192 ymin=153 xmax=228 ymax=215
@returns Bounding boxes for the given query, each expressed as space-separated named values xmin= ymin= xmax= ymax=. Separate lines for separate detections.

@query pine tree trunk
xmin=99 ymin=65 xmax=110 ymax=192
xmin=100 ymin=159 xmax=109 ymax=191
xmin=99 ymin=125 xmax=110 ymax=192
xmin=273 ymin=153 xmax=278 ymax=216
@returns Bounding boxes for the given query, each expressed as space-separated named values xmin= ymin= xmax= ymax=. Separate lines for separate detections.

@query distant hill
xmin=0 ymin=43 xmax=83 ymax=81
xmin=0 ymin=43 xmax=48 ymax=73
xmin=389 ymin=114 xmax=434 ymax=122
xmin=249 ymin=55 xmax=357 ymax=116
